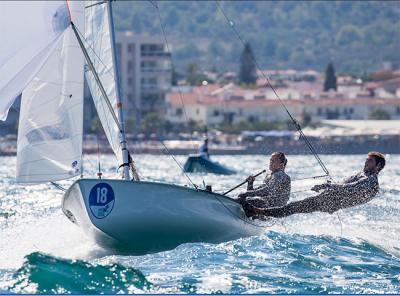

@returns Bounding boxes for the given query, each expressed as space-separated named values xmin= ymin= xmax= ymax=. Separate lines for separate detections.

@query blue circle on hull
xmin=89 ymin=183 xmax=115 ymax=219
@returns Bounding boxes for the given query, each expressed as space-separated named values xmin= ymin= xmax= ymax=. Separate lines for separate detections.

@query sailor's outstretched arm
xmin=330 ymin=175 xmax=377 ymax=194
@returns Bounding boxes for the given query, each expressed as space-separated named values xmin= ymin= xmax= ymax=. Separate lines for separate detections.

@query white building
xmin=115 ymin=32 xmax=172 ymax=123
xmin=166 ymin=84 xmax=400 ymax=126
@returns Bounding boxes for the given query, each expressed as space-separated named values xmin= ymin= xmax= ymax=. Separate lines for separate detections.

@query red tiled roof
xmin=191 ymin=84 xmax=222 ymax=95
xmin=167 ymin=92 xmax=400 ymax=108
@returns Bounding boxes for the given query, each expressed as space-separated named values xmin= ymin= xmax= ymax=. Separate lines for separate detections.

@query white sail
xmin=84 ymin=0 xmax=123 ymax=164
xmin=0 ymin=1 xmax=72 ymax=121
xmin=16 ymin=2 xmax=85 ymax=183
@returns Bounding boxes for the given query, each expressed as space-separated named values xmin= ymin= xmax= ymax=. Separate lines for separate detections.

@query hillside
xmin=113 ymin=1 xmax=400 ymax=75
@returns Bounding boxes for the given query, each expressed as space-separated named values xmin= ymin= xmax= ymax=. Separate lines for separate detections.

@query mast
xmin=107 ymin=0 xmax=130 ymax=181
xmin=71 ymin=19 xmax=131 ymax=180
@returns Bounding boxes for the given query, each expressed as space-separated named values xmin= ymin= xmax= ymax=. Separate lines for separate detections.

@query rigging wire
xmin=74 ymin=19 xmax=139 ymax=177
xmin=292 ymin=174 xmax=330 ymax=182
xmin=149 ymin=0 xmax=208 ymax=185
xmin=147 ymin=1 xmax=333 ymax=226
xmin=160 ymin=141 xmax=198 ymax=189
xmin=214 ymin=1 xmax=331 ymax=179
xmin=151 ymin=0 xmax=200 ymax=151
xmin=71 ymin=22 xmax=122 ymax=133
xmin=75 ymin=13 xmax=198 ymax=184
xmin=50 ymin=182 xmax=67 ymax=192
xmin=85 ymin=0 xmax=108 ymax=9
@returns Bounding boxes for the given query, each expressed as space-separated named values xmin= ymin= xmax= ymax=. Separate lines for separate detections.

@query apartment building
xmin=115 ymin=32 xmax=172 ymax=123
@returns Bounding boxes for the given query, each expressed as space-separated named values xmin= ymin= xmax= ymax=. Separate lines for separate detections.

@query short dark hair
xmin=272 ymin=151 xmax=287 ymax=167
xmin=368 ymin=151 xmax=385 ymax=171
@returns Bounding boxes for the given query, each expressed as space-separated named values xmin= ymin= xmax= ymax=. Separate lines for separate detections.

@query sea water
xmin=0 ymin=154 xmax=399 ymax=294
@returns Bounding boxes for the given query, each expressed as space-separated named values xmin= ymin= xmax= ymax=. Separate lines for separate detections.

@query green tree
xmin=186 ymin=63 xmax=198 ymax=85
xmin=185 ymin=63 xmax=208 ymax=86
xmin=112 ymin=1 xmax=400 ymax=75
xmin=324 ymin=63 xmax=337 ymax=91
xmin=141 ymin=112 xmax=165 ymax=135
xmin=239 ymin=42 xmax=257 ymax=85
xmin=336 ymin=25 xmax=363 ymax=46
xmin=369 ymin=109 xmax=391 ymax=120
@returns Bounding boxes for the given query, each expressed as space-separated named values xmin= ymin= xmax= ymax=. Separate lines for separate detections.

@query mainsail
xmin=16 ymin=2 xmax=85 ymax=183
xmin=0 ymin=1 xmax=71 ymax=121
xmin=84 ymin=0 xmax=124 ymax=165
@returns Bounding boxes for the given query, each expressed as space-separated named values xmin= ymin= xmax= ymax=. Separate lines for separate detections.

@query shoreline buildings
xmin=115 ymin=32 xmax=172 ymax=124
xmin=166 ymin=72 xmax=400 ymax=127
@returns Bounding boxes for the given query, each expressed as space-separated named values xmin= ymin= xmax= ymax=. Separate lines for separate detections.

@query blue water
xmin=1 ymin=154 xmax=399 ymax=293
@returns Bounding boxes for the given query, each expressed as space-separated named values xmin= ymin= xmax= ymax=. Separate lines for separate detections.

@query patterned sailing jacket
xmin=323 ymin=171 xmax=379 ymax=210
xmin=245 ymin=170 xmax=291 ymax=208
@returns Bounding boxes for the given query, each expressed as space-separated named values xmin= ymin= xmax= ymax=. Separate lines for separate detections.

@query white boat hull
xmin=62 ymin=179 xmax=262 ymax=254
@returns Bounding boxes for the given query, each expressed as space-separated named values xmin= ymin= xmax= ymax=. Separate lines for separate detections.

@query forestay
xmin=0 ymin=1 xmax=71 ymax=121
xmin=84 ymin=0 xmax=123 ymax=164
xmin=16 ymin=1 xmax=85 ymax=183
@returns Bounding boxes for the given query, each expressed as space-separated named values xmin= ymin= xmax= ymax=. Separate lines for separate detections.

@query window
xmin=397 ymin=107 xmax=400 ymax=115
xmin=141 ymin=78 xmax=157 ymax=85
xmin=176 ymin=108 xmax=183 ymax=116
xmin=349 ymin=107 xmax=354 ymax=114
xmin=141 ymin=44 xmax=164 ymax=52
xmin=317 ymin=107 xmax=322 ymax=115
xmin=196 ymin=108 xmax=199 ymax=115
xmin=128 ymin=43 xmax=134 ymax=53
xmin=213 ymin=110 xmax=220 ymax=116
xmin=128 ymin=78 xmax=133 ymax=86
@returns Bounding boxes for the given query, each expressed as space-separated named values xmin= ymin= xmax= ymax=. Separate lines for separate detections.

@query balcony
xmin=141 ymin=51 xmax=171 ymax=57
xmin=141 ymin=67 xmax=172 ymax=73
xmin=141 ymin=84 xmax=171 ymax=92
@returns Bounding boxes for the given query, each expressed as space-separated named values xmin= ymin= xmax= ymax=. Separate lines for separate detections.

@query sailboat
xmin=0 ymin=1 xmax=262 ymax=254
xmin=183 ymin=154 xmax=237 ymax=175
xmin=183 ymin=132 xmax=236 ymax=175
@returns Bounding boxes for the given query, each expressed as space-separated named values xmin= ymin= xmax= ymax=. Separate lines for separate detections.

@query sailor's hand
xmin=246 ymin=175 xmax=255 ymax=184
xmin=238 ymin=192 xmax=247 ymax=199
xmin=311 ymin=184 xmax=323 ymax=192
xmin=311 ymin=183 xmax=330 ymax=192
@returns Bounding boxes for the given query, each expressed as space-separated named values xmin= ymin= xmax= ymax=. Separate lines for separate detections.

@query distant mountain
xmin=113 ymin=1 xmax=400 ymax=75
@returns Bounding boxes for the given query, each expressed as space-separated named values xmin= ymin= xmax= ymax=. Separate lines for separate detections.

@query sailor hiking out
xmin=244 ymin=151 xmax=385 ymax=218
xmin=238 ymin=152 xmax=291 ymax=209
